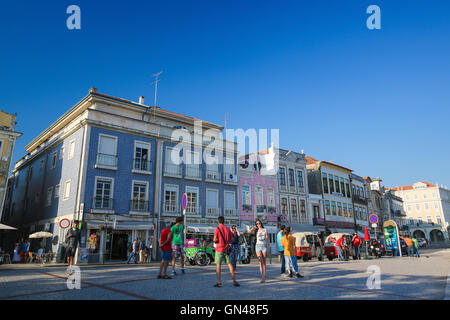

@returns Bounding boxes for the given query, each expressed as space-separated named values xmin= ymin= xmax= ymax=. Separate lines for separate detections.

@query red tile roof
xmin=391 ymin=182 xmax=436 ymax=191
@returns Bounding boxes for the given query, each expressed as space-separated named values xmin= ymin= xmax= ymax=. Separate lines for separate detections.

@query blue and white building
xmin=2 ymin=88 xmax=239 ymax=263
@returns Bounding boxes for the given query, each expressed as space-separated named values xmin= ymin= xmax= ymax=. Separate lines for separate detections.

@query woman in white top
xmin=249 ymin=219 xmax=270 ymax=283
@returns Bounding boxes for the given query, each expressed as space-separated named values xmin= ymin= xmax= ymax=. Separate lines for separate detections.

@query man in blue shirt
xmin=277 ymin=225 xmax=286 ymax=276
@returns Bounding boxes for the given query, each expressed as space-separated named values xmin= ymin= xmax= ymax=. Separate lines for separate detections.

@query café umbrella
xmin=29 ymin=231 xmax=53 ymax=239
xmin=0 ymin=223 xmax=17 ymax=230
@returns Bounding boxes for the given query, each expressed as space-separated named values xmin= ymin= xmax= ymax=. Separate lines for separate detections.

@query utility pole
xmin=152 ymin=71 xmax=163 ymax=106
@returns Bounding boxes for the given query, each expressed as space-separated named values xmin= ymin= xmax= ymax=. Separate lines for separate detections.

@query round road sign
xmin=369 ymin=214 xmax=378 ymax=224
xmin=182 ymin=193 xmax=187 ymax=211
xmin=59 ymin=218 xmax=71 ymax=229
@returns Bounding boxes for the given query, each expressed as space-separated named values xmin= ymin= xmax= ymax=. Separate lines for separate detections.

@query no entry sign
xmin=369 ymin=214 xmax=378 ymax=224
xmin=59 ymin=218 xmax=70 ymax=229
xmin=182 ymin=193 xmax=187 ymax=211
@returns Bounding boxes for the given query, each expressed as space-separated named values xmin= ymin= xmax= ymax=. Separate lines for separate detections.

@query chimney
xmin=139 ymin=96 xmax=145 ymax=104
xmin=89 ymin=87 xmax=98 ymax=93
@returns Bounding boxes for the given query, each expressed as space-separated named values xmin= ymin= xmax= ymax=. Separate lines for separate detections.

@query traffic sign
xmin=59 ymin=218 xmax=70 ymax=229
xmin=369 ymin=214 xmax=378 ymax=224
xmin=371 ymin=223 xmax=377 ymax=228
xmin=182 ymin=193 xmax=187 ymax=211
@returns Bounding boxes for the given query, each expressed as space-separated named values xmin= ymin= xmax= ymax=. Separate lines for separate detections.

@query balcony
xmin=206 ymin=207 xmax=220 ymax=217
xmin=256 ymin=205 xmax=266 ymax=213
xmin=223 ymin=172 xmax=238 ymax=185
xmin=267 ymin=206 xmax=276 ymax=213
xmin=130 ymin=200 xmax=150 ymax=214
xmin=224 ymin=208 xmax=238 ymax=217
xmin=185 ymin=165 xmax=201 ymax=181
xmin=95 ymin=153 xmax=118 ymax=170
xmin=297 ymin=186 xmax=305 ymax=194
xmin=313 ymin=217 xmax=325 ymax=225
xmin=242 ymin=204 xmax=252 ymax=212
xmin=132 ymin=159 xmax=152 ymax=174
xmin=92 ymin=197 xmax=114 ymax=213
xmin=279 ymin=184 xmax=287 ymax=192
xmin=205 ymin=170 xmax=221 ymax=183
xmin=185 ymin=206 xmax=201 ymax=217
xmin=352 ymin=194 xmax=368 ymax=205
xmin=164 ymin=163 xmax=182 ymax=178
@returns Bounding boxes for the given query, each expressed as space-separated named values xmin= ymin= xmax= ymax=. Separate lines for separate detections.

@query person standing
xmin=229 ymin=225 xmax=241 ymax=271
xmin=335 ymin=236 xmax=344 ymax=260
xmin=12 ymin=239 xmax=20 ymax=263
xmin=127 ymin=239 xmax=138 ymax=264
xmin=158 ymin=223 xmax=173 ymax=279
xmin=249 ymin=219 xmax=270 ymax=283
xmin=281 ymin=227 xmax=304 ymax=278
xmin=148 ymin=236 xmax=153 ymax=263
xmin=404 ymin=237 xmax=413 ymax=257
xmin=277 ymin=225 xmax=286 ymax=276
xmin=412 ymin=237 xmax=420 ymax=257
xmin=213 ymin=216 xmax=239 ymax=287
xmin=65 ymin=221 xmax=81 ymax=274
xmin=138 ymin=240 xmax=145 ymax=263
xmin=352 ymin=233 xmax=362 ymax=260
xmin=171 ymin=217 xmax=186 ymax=275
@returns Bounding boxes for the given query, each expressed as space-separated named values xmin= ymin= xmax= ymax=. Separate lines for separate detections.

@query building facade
xmin=0 ymin=110 xmax=22 ymax=220
xmin=1 ymin=88 xmax=239 ymax=262
xmin=350 ymin=173 xmax=370 ymax=237
xmin=391 ymin=182 xmax=449 ymax=242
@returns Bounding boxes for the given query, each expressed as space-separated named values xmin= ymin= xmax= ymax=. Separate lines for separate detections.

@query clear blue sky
xmin=1 ymin=0 xmax=449 ymax=188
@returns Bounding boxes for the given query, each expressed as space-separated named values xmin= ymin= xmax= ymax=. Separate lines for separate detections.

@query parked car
xmin=292 ymin=232 xmax=323 ymax=262
xmin=324 ymin=233 xmax=353 ymax=261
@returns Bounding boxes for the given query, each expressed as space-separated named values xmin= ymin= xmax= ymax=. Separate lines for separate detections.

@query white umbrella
xmin=29 ymin=231 xmax=53 ymax=238
xmin=0 ymin=223 xmax=17 ymax=230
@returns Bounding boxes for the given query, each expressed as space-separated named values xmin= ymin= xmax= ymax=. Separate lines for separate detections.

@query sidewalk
xmin=0 ymin=260 xmax=161 ymax=270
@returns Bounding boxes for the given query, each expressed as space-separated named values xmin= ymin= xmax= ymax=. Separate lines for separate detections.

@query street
xmin=1 ymin=246 xmax=449 ymax=300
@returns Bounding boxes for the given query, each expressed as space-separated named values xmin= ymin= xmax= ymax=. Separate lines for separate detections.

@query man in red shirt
xmin=352 ymin=232 xmax=362 ymax=260
xmin=213 ymin=216 xmax=239 ymax=287
xmin=335 ymin=236 xmax=344 ymax=260
xmin=158 ymin=222 xmax=173 ymax=279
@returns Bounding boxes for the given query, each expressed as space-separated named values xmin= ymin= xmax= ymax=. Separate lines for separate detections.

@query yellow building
xmin=0 ymin=110 xmax=22 ymax=218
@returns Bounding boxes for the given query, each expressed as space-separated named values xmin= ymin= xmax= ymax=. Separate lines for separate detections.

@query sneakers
xmin=296 ymin=273 xmax=304 ymax=278
xmin=172 ymin=270 xmax=177 ymax=276
xmin=181 ymin=269 xmax=185 ymax=274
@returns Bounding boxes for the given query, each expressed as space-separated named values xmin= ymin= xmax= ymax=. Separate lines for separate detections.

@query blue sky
xmin=0 ymin=0 xmax=449 ymax=188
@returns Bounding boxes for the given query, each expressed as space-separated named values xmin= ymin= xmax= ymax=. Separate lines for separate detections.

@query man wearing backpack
xmin=213 ymin=216 xmax=239 ymax=288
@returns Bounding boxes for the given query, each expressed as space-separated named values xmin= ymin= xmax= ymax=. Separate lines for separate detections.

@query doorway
xmin=107 ymin=232 xmax=130 ymax=260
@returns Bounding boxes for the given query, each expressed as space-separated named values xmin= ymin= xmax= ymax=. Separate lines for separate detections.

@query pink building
xmin=238 ymin=153 xmax=278 ymax=228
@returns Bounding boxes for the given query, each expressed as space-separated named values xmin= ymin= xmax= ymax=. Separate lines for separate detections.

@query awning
xmin=87 ymin=221 xmax=154 ymax=231
xmin=0 ymin=223 xmax=17 ymax=230
xmin=290 ymin=224 xmax=319 ymax=233
xmin=186 ymin=225 xmax=216 ymax=234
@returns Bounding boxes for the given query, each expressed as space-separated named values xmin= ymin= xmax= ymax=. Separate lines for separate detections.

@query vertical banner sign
xmin=182 ymin=193 xmax=187 ymax=245
xmin=383 ymin=220 xmax=401 ymax=256
xmin=78 ymin=203 xmax=84 ymax=229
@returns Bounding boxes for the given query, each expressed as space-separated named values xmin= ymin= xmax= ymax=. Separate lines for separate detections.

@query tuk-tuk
xmin=292 ymin=232 xmax=323 ymax=262
xmin=324 ymin=233 xmax=353 ymax=261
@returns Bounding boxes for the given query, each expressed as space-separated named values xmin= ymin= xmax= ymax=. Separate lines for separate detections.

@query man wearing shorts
xmin=158 ymin=222 xmax=173 ymax=279
xmin=213 ymin=216 xmax=239 ymax=287
xmin=171 ymin=217 xmax=185 ymax=275
xmin=66 ymin=221 xmax=81 ymax=274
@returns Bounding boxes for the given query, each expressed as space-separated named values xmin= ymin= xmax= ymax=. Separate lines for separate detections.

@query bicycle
xmin=185 ymin=247 xmax=210 ymax=266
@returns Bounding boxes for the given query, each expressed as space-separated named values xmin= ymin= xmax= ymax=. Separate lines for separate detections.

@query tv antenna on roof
xmin=152 ymin=71 xmax=163 ymax=106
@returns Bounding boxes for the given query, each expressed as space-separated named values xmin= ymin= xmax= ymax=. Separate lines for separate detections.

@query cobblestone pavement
xmin=1 ymin=247 xmax=449 ymax=300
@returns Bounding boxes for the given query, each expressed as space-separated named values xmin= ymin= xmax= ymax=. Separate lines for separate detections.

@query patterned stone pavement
xmin=1 ymin=247 xmax=449 ymax=300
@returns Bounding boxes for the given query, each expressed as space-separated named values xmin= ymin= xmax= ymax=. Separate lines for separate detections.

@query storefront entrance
xmin=106 ymin=231 xmax=131 ymax=261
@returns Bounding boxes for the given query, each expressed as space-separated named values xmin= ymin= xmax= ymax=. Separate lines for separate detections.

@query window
xmin=267 ymin=187 xmax=275 ymax=209
xmin=340 ymin=178 xmax=345 ymax=196
xmin=186 ymin=150 xmax=201 ymax=179
xmin=206 ymin=189 xmax=219 ymax=215
xmin=223 ymin=155 xmax=235 ymax=175
xmin=288 ymin=169 xmax=295 ymax=186
xmin=290 ymin=199 xmax=297 ymax=217
xmin=63 ymin=180 xmax=71 ymax=200
xmin=407 ymin=205 xmax=411 ymax=212
xmin=417 ymin=217 xmax=422 ymax=224
xmin=322 ymin=173 xmax=329 ymax=194
xmin=68 ymin=140 xmax=75 ymax=159
xmin=423 ymin=194 xmax=427 ymax=199
xmin=348 ymin=204 xmax=353 ymax=217
xmin=352 ymin=185 xmax=356 ymax=196
xmin=337 ymin=202 xmax=342 ymax=216
xmin=279 ymin=168 xmax=286 ymax=185
xmin=256 ymin=186 xmax=264 ymax=212
xmin=329 ymin=175 xmax=334 ymax=193
xmin=434 ymin=202 xmax=439 ymax=211
xmin=186 ymin=187 xmax=199 ymax=214
xmin=343 ymin=203 xmax=348 ymax=217
xmin=46 ymin=187 xmax=53 ymax=206
xmin=60 ymin=146 xmax=65 ymax=159
xmin=97 ymin=135 xmax=118 ymax=167
xmin=300 ymin=200 xmax=306 ymax=216
xmin=325 ymin=200 xmax=331 ymax=215
xmin=436 ymin=216 xmax=442 ymax=225
xmin=297 ymin=170 xmax=304 ymax=188
xmin=40 ymin=159 xmax=45 ymax=171
xmin=281 ymin=198 xmax=288 ymax=215
xmin=165 ymin=147 xmax=181 ymax=176
xmin=15 ymin=173 xmax=19 ymax=188
xmin=334 ymin=176 xmax=340 ymax=193
xmin=54 ymin=184 xmax=60 ymax=198
xmin=134 ymin=141 xmax=151 ymax=171
xmin=432 ymin=192 xmax=437 ymax=198
xmin=331 ymin=201 xmax=337 ymax=215
xmin=242 ymin=185 xmax=251 ymax=208
xmin=51 ymin=151 xmax=57 ymax=169
xmin=224 ymin=191 xmax=236 ymax=215
xmin=164 ymin=185 xmax=178 ymax=213
xmin=425 ymin=203 xmax=429 ymax=210
xmin=345 ymin=180 xmax=351 ymax=198
xmin=427 ymin=216 xmax=432 ymax=224
xmin=416 ymin=204 xmax=420 ymax=211
xmin=94 ymin=178 xmax=113 ymax=209
xmin=28 ymin=167 xmax=33 ymax=181
xmin=131 ymin=181 xmax=149 ymax=212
